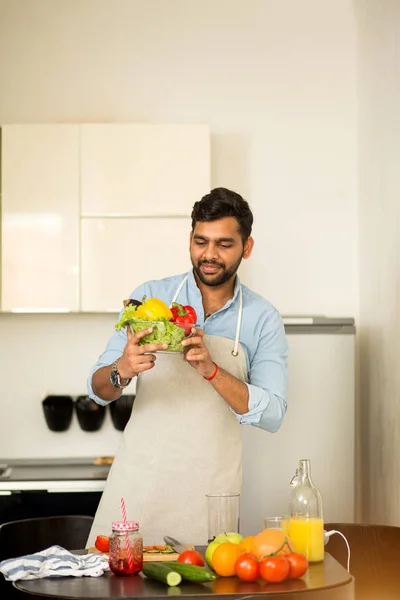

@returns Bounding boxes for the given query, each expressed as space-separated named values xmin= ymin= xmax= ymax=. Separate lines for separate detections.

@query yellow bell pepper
xmin=135 ymin=297 xmax=172 ymax=321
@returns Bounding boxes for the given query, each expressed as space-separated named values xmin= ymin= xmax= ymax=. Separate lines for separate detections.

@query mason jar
xmin=109 ymin=521 xmax=143 ymax=575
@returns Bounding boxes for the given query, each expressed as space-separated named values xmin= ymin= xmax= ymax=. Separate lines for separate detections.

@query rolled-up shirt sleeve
xmin=87 ymin=284 xmax=147 ymax=406
xmin=233 ymin=308 xmax=288 ymax=432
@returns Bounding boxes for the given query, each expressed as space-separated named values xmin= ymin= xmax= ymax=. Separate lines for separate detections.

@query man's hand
xmin=182 ymin=328 xmax=215 ymax=378
xmin=117 ymin=327 xmax=168 ymax=379
xmin=182 ymin=327 xmax=249 ymax=414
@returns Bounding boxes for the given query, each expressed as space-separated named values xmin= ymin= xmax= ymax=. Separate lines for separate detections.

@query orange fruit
xmin=251 ymin=529 xmax=294 ymax=562
xmin=212 ymin=542 xmax=244 ymax=577
xmin=239 ymin=535 xmax=255 ymax=553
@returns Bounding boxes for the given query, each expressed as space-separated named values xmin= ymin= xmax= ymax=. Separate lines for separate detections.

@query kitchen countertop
xmin=0 ymin=458 xmax=111 ymax=492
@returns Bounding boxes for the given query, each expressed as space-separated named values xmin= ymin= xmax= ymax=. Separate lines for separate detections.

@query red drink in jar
xmin=109 ymin=521 xmax=143 ymax=576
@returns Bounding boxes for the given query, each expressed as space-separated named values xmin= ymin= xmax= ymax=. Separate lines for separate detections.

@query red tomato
xmin=285 ymin=553 xmax=309 ymax=579
xmin=234 ymin=553 xmax=260 ymax=582
xmin=94 ymin=535 xmax=109 ymax=553
xmin=259 ymin=556 xmax=290 ymax=583
xmin=177 ymin=550 xmax=205 ymax=566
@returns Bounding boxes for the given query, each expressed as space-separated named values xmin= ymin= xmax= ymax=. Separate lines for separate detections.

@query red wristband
xmin=204 ymin=362 xmax=219 ymax=381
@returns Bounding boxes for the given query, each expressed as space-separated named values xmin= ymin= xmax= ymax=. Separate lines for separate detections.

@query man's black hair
xmin=191 ymin=187 xmax=253 ymax=242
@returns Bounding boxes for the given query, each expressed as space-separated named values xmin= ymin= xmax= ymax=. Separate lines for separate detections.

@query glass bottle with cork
xmin=288 ymin=459 xmax=324 ymax=562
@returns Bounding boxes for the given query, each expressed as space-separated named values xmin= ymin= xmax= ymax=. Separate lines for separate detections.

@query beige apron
xmin=87 ymin=279 xmax=247 ymax=547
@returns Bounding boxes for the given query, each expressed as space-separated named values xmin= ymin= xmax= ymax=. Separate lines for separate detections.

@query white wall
xmin=356 ymin=0 xmax=400 ymax=525
xmin=0 ymin=0 xmax=358 ymax=458
xmin=0 ymin=0 xmax=358 ymax=315
xmin=0 ymin=313 xmax=124 ymax=459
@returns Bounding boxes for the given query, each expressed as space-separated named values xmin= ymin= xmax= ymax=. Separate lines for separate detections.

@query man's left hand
xmin=182 ymin=328 xmax=216 ymax=379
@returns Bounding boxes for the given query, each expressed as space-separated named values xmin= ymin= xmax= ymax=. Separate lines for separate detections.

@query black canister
xmin=109 ymin=395 xmax=135 ymax=431
xmin=75 ymin=396 xmax=106 ymax=432
xmin=42 ymin=395 xmax=74 ymax=432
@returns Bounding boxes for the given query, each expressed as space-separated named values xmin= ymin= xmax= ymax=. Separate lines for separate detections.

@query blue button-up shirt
xmin=87 ymin=270 xmax=288 ymax=433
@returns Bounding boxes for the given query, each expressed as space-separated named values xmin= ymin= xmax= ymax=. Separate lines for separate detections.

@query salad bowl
xmin=129 ymin=320 xmax=200 ymax=353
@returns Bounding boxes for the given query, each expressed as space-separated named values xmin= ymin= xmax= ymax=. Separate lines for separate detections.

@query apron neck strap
xmin=171 ymin=274 xmax=243 ymax=357
xmin=232 ymin=286 xmax=243 ymax=357
xmin=170 ymin=275 xmax=188 ymax=305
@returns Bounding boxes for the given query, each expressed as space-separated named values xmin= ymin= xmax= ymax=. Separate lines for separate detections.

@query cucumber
xmin=142 ymin=563 xmax=182 ymax=587
xmin=162 ymin=562 xmax=217 ymax=582
xmin=161 ymin=546 xmax=176 ymax=554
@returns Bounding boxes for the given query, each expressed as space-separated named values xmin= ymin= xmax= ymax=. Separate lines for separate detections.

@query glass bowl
xmin=129 ymin=320 xmax=199 ymax=353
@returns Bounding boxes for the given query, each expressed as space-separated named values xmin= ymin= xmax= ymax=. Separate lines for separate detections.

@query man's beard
xmin=191 ymin=255 xmax=243 ymax=287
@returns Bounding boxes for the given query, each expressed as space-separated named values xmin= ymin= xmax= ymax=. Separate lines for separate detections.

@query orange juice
xmin=288 ymin=517 xmax=324 ymax=562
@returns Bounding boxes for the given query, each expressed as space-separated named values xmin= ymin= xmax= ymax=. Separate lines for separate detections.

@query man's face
xmin=190 ymin=217 xmax=253 ymax=287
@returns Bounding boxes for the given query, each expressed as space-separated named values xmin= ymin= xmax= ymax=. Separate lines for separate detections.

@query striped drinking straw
xmin=120 ymin=497 xmax=134 ymax=571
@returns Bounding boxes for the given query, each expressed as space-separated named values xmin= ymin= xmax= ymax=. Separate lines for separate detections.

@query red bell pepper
xmin=171 ymin=302 xmax=197 ymax=336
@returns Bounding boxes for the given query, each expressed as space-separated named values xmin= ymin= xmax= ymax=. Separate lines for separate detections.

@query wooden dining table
xmin=14 ymin=550 xmax=354 ymax=600
xmin=324 ymin=523 xmax=400 ymax=600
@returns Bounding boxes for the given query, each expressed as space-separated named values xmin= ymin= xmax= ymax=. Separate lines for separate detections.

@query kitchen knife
xmin=163 ymin=536 xmax=194 ymax=553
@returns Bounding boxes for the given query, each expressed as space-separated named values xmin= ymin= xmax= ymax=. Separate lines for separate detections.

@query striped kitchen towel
xmin=0 ymin=545 xmax=109 ymax=581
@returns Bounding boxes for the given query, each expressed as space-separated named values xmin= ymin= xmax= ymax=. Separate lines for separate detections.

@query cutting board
xmin=88 ymin=547 xmax=179 ymax=561
xmin=88 ymin=546 xmax=194 ymax=561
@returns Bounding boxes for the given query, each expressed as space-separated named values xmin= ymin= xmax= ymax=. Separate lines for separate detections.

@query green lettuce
xmin=115 ymin=304 xmax=139 ymax=329
xmin=116 ymin=307 xmax=185 ymax=352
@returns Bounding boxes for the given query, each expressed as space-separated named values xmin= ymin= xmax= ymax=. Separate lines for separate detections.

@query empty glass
xmin=264 ymin=516 xmax=290 ymax=534
xmin=206 ymin=493 xmax=240 ymax=543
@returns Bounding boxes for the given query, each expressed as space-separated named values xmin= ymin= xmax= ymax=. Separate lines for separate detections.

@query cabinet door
xmin=80 ymin=124 xmax=210 ymax=217
xmin=80 ymin=218 xmax=191 ymax=312
xmin=1 ymin=125 xmax=79 ymax=311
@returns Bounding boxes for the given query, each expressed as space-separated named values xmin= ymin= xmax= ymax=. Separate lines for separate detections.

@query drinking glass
xmin=206 ymin=493 xmax=240 ymax=543
xmin=264 ymin=516 xmax=290 ymax=534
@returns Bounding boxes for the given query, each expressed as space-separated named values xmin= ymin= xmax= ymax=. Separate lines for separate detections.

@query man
xmin=86 ymin=187 xmax=288 ymax=547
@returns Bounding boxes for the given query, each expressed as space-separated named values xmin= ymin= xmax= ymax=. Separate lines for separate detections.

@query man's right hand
xmin=117 ymin=327 xmax=168 ymax=379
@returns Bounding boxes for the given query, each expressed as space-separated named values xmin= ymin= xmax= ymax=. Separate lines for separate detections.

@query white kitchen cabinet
xmin=80 ymin=124 xmax=210 ymax=217
xmin=1 ymin=125 xmax=80 ymax=311
xmin=80 ymin=217 xmax=192 ymax=312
